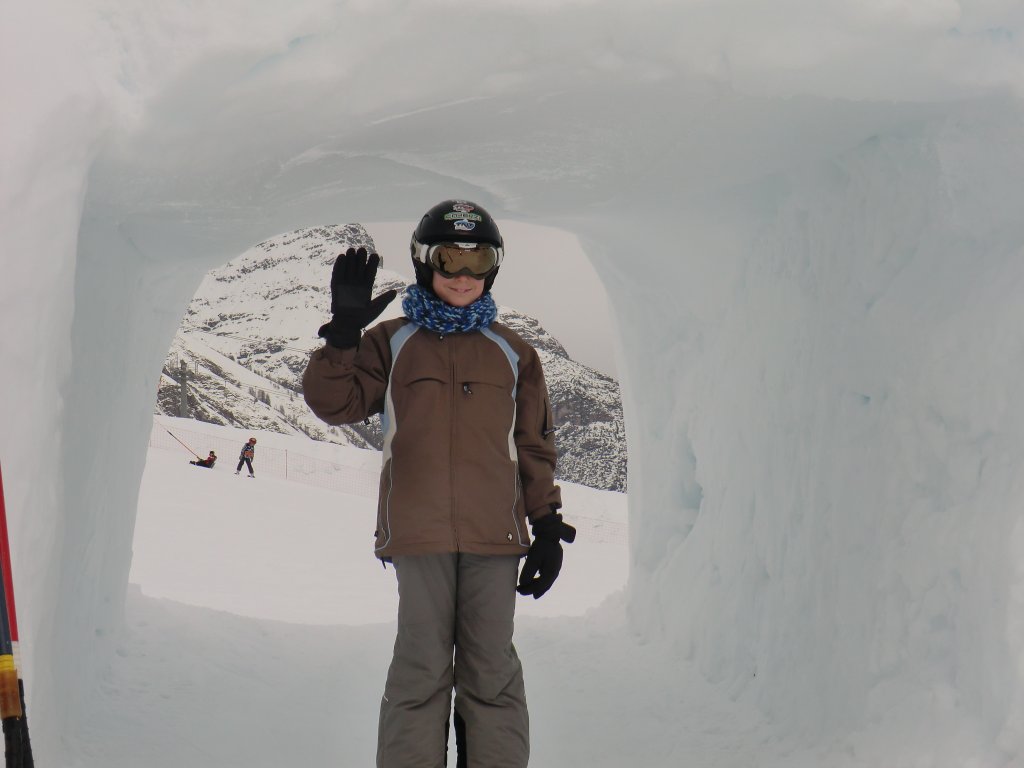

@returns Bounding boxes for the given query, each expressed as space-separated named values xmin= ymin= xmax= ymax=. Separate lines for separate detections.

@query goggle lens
xmin=425 ymin=243 xmax=501 ymax=278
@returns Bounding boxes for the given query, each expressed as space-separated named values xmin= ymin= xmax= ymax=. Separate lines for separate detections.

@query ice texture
xmin=3 ymin=0 xmax=1024 ymax=763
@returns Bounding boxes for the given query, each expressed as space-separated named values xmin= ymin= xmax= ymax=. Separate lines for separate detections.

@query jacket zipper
xmin=448 ymin=336 xmax=460 ymax=551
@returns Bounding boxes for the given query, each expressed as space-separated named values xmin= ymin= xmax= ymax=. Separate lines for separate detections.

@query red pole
xmin=0 ymin=466 xmax=18 ymax=645
xmin=0 ymin=462 xmax=35 ymax=767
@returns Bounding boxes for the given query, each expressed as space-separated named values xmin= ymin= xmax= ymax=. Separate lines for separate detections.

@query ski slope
xmin=132 ymin=419 xmax=628 ymax=625
xmin=80 ymin=418 xmax=635 ymax=767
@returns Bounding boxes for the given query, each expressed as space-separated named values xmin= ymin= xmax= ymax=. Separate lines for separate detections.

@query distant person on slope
xmin=303 ymin=200 xmax=575 ymax=768
xmin=190 ymin=450 xmax=217 ymax=469
xmin=235 ymin=437 xmax=256 ymax=477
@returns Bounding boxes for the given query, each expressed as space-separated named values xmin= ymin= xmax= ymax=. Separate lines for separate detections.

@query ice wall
xmin=605 ymin=102 xmax=1024 ymax=758
xmin=3 ymin=0 xmax=1024 ymax=762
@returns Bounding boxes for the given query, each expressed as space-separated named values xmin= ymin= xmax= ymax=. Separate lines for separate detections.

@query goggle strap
xmin=413 ymin=240 xmax=503 ymax=264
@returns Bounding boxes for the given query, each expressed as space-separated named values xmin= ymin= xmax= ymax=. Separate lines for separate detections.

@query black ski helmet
xmin=410 ymin=199 xmax=504 ymax=293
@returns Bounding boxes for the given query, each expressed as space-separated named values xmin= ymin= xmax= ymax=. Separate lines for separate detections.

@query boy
xmin=303 ymin=200 xmax=575 ymax=767
xmin=235 ymin=437 xmax=256 ymax=477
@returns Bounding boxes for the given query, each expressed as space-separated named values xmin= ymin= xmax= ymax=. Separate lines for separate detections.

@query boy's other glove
xmin=318 ymin=247 xmax=397 ymax=348
xmin=517 ymin=511 xmax=576 ymax=599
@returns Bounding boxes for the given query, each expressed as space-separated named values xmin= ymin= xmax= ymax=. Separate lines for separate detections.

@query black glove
xmin=318 ymin=247 xmax=397 ymax=348
xmin=517 ymin=512 xmax=576 ymax=599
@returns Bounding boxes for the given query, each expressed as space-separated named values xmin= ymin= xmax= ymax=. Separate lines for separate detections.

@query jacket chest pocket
xmin=459 ymin=365 xmax=514 ymax=402
xmin=390 ymin=351 xmax=451 ymax=417
xmin=458 ymin=367 xmax=517 ymax=442
xmin=390 ymin=375 xmax=449 ymax=431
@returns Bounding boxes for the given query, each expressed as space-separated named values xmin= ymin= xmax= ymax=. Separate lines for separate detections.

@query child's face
xmin=432 ymin=271 xmax=485 ymax=307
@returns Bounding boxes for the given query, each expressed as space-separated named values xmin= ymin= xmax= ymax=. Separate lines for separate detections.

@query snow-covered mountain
xmin=156 ymin=224 xmax=626 ymax=491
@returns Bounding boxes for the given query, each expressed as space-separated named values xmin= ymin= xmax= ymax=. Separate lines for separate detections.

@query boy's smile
xmin=433 ymin=271 xmax=485 ymax=307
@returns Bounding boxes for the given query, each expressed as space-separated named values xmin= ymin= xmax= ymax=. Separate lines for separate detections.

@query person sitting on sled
xmin=189 ymin=450 xmax=217 ymax=469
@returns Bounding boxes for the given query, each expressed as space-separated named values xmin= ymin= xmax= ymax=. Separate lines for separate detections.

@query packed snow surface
xmin=91 ymin=420 xmax=632 ymax=767
xmin=134 ymin=419 xmax=627 ymax=625
xmin=4 ymin=0 xmax=1024 ymax=765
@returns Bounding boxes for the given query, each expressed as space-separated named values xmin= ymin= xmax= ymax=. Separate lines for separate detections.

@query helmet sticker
xmin=453 ymin=219 xmax=477 ymax=231
xmin=444 ymin=212 xmax=483 ymax=222
xmin=452 ymin=202 xmax=475 ymax=213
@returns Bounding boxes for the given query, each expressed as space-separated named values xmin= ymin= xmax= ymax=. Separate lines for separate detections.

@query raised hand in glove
xmin=318 ymin=247 xmax=398 ymax=348
xmin=517 ymin=511 xmax=577 ymax=599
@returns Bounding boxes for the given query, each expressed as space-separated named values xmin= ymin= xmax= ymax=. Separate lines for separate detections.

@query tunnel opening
xmin=129 ymin=217 xmax=629 ymax=627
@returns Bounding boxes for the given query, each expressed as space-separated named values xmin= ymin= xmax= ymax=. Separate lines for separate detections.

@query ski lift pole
xmin=160 ymin=425 xmax=202 ymax=460
xmin=0 ymin=463 xmax=33 ymax=767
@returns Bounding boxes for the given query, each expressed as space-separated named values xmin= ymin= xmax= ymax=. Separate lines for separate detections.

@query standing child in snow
xmin=303 ymin=200 xmax=575 ymax=768
xmin=235 ymin=437 xmax=256 ymax=477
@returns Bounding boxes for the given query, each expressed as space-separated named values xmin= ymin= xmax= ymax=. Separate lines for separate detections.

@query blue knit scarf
xmin=402 ymin=284 xmax=497 ymax=334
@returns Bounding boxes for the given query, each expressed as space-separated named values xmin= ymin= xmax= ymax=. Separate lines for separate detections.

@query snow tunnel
xmin=5 ymin=3 xmax=1024 ymax=764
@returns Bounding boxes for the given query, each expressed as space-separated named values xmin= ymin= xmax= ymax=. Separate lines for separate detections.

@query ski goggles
xmin=413 ymin=241 xmax=503 ymax=278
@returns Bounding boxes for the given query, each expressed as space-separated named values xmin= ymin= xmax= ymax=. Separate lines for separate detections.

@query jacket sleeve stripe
xmin=381 ymin=323 xmax=420 ymax=465
xmin=480 ymin=327 xmax=522 ymax=462
xmin=479 ymin=328 xmax=520 ymax=399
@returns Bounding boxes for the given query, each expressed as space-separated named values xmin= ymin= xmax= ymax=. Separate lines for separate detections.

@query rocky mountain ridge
xmin=157 ymin=224 xmax=626 ymax=492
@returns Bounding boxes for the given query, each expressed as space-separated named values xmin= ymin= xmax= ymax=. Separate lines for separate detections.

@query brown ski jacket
xmin=302 ymin=317 xmax=562 ymax=559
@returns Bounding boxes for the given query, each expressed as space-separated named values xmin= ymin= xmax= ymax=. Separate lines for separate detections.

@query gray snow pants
xmin=377 ymin=553 xmax=529 ymax=768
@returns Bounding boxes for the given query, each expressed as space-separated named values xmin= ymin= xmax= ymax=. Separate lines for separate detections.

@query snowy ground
xmin=76 ymin=420 xmax=644 ymax=767
xmin=78 ymin=586 xmax=781 ymax=768
xmin=131 ymin=423 xmax=629 ymax=625
xmin=66 ymin=419 xmax=1013 ymax=767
